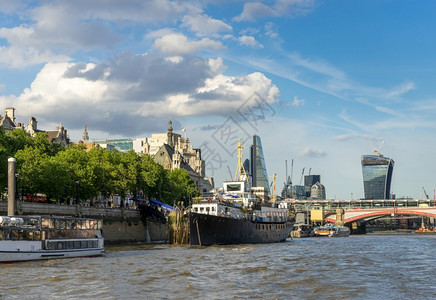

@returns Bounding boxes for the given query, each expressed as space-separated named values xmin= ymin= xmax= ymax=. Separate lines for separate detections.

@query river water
xmin=1 ymin=234 xmax=436 ymax=299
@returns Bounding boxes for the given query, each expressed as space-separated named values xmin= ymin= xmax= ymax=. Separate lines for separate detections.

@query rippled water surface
xmin=2 ymin=234 xmax=436 ymax=299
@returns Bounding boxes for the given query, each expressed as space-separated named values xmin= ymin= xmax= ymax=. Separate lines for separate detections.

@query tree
xmin=168 ymin=168 xmax=200 ymax=206
xmin=15 ymin=146 xmax=48 ymax=197
xmin=39 ymin=156 xmax=72 ymax=202
xmin=54 ymin=145 xmax=95 ymax=202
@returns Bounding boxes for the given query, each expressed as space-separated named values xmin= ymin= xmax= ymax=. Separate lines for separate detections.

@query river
xmin=1 ymin=234 xmax=436 ymax=299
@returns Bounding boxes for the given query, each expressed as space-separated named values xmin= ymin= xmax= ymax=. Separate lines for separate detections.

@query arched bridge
xmin=325 ymin=207 xmax=436 ymax=224
xmin=291 ymin=198 xmax=436 ymax=225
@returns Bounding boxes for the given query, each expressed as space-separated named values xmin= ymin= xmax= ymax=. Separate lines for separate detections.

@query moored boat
xmin=313 ymin=223 xmax=350 ymax=237
xmin=0 ymin=215 xmax=104 ymax=263
xmin=290 ymin=223 xmax=314 ymax=238
xmin=189 ymin=140 xmax=294 ymax=246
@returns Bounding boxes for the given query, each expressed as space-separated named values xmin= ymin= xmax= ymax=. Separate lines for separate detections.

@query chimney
xmin=5 ymin=107 xmax=15 ymax=124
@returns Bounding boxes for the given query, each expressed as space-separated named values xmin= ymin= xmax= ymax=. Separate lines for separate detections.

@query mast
xmin=234 ymin=140 xmax=248 ymax=182
xmin=270 ymin=172 xmax=277 ymax=202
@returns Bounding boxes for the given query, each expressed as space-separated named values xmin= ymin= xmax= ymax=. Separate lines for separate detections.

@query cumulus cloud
xmin=301 ymin=147 xmax=327 ymax=158
xmin=152 ymin=33 xmax=225 ymax=55
xmin=0 ymin=53 xmax=279 ymax=137
xmin=0 ymin=0 xmax=194 ymax=68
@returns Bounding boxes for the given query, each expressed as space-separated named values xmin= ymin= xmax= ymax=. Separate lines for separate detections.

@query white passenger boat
xmin=0 ymin=215 xmax=104 ymax=263
xmin=313 ymin=223 xmax=350 ymax=237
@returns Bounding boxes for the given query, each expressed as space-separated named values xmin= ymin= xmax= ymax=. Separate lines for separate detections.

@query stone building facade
xmin=0 ymin=107 xmax=70 ymax=146
xmin=152 ymin=121 xmax=205 ymax=192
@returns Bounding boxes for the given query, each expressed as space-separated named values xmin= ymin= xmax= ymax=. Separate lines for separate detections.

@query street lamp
xmin=75 ymin=181 xmax=80 ymax=205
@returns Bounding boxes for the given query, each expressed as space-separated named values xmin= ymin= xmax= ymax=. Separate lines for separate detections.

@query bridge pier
xmin=351 ymin=221 xmax=366 ymax=234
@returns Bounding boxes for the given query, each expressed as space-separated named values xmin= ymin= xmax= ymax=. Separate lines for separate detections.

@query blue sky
xmin=1 ymin=0 xmax=435 ymax=200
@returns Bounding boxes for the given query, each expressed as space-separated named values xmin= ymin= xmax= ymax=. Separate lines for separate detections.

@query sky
xmin=1 ymin=0 xmax=436 ymax=200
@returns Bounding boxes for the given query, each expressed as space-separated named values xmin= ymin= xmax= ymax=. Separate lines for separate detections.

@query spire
xmin=167 ymin=120 xmax=174 ymax=148
xmin=83 ymin=123 xmax=89 ymax=141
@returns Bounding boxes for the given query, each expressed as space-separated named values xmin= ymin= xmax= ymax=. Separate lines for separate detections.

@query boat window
xmin=200 ymin=207 xmax=204 ymax=212
xmin=76 ymin=219 xmax=85 ymax=229
xmin=66 ymin=220 xmax=74 ymax=229
xmin=211 ymin=207 xmax=215 ymax=212
xmin=206 ymin=207 xmax=210 ymax=212
xmin=194 ymin=207 xmax=198 ymax=212
xmin=24 ymin=218 xmax=40 ymax=228
xmin=56 ymin=220 xmax=66 ymax=230
xmin=74 ymin=241 xmax=81 ymax=249
xmin=97 ymin=221 xmax=102 ymax=230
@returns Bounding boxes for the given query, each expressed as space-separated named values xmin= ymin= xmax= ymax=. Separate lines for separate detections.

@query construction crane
xmin=422 ymin=187 xmax=429 ymax=200
xmin=299 ymin=167 xmax=305 ymax=185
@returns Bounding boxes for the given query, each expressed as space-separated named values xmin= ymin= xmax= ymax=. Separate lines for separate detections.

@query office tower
xmin=250 ymin=135 xmax=269 ymax=192
xmin=361 ymin=151 xmax=394 ymax=200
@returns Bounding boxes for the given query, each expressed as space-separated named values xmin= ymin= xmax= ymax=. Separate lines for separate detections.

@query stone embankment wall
xmin=0 ymin=201 xmax=168 ymax=244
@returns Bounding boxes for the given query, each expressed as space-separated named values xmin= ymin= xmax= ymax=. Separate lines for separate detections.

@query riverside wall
xmin=0 ymin=201 xmax=168 ymax=244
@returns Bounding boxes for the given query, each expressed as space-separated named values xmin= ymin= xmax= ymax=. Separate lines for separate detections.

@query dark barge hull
xmin=189 ymin=213 xmax=294 ymax=246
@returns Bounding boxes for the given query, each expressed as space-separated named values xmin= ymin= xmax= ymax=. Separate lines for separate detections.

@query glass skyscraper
xmin=361 ymin=153 xmax=394 ymax=200
xmin=250 ymin=135 xmax=269 ymax=192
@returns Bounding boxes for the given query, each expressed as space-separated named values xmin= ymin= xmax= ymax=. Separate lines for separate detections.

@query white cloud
xmin=0 ymin=0 xmax=197 ymax=68
xmin=285 ymin=96 xmax=305 ymax=107
xmin=333 ymin=133 xmax=378 ymax=142
xmin=385 ymin=81 xmax=415 ymax=98
xmin=235 ymin=0 xmax=317 ymax=22
xmin=301 ymin=147 xmax=327 ymax=158
xmin=234 ymin=2 xmax=275 ymax=22
xmin=152 ymin=33 xmax=225 ymax=55
xmin=182 ymin=14 xmax=232 ymax=36
xmin=238 ymin=35 xmax=263 ymax=48
xmin=0 ymin=53 xmax=279 ymax=136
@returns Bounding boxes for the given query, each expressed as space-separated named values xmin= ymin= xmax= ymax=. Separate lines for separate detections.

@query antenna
xmin=227 ymin=166 xmax=233 ymax=181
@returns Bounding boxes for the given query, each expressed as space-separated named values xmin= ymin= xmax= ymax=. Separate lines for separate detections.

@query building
xmin=304 ymin=175 xmax=321 ymax=198
xmin=361 ymin=150 xmax=394 ymax=200
xmin=310 ymin=182 xmax=326 ymax=200
xmin=1 ymin=108 xmax=70 ymax=146
xmin=26 ymin=116 xmax=70 ymax=146
xmin=0 ymin=108 xmax=19 ymax=131
xmin=153 ymin=121 xmax=205 ymax=191
xmin=76 ymin=124 xmax=115 ymax=151
xmin=93 ymin=138 xmax=133 ymax=152
xmin=250 ymin=135 xmax=269 ymax=192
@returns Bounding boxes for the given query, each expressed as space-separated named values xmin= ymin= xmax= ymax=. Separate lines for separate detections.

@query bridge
xmin=290 ymin=199 xmax=436 ymax=225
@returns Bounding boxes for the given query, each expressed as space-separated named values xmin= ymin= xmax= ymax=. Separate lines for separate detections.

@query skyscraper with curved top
xmin=250 ymin=135 xmax=269 ymax=192
xmin=361 ymin=150 xmax=394 ymax=200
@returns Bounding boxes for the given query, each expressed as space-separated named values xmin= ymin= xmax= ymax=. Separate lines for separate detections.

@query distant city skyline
xmin=1 ymin=1 xmax=436 ymax=200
